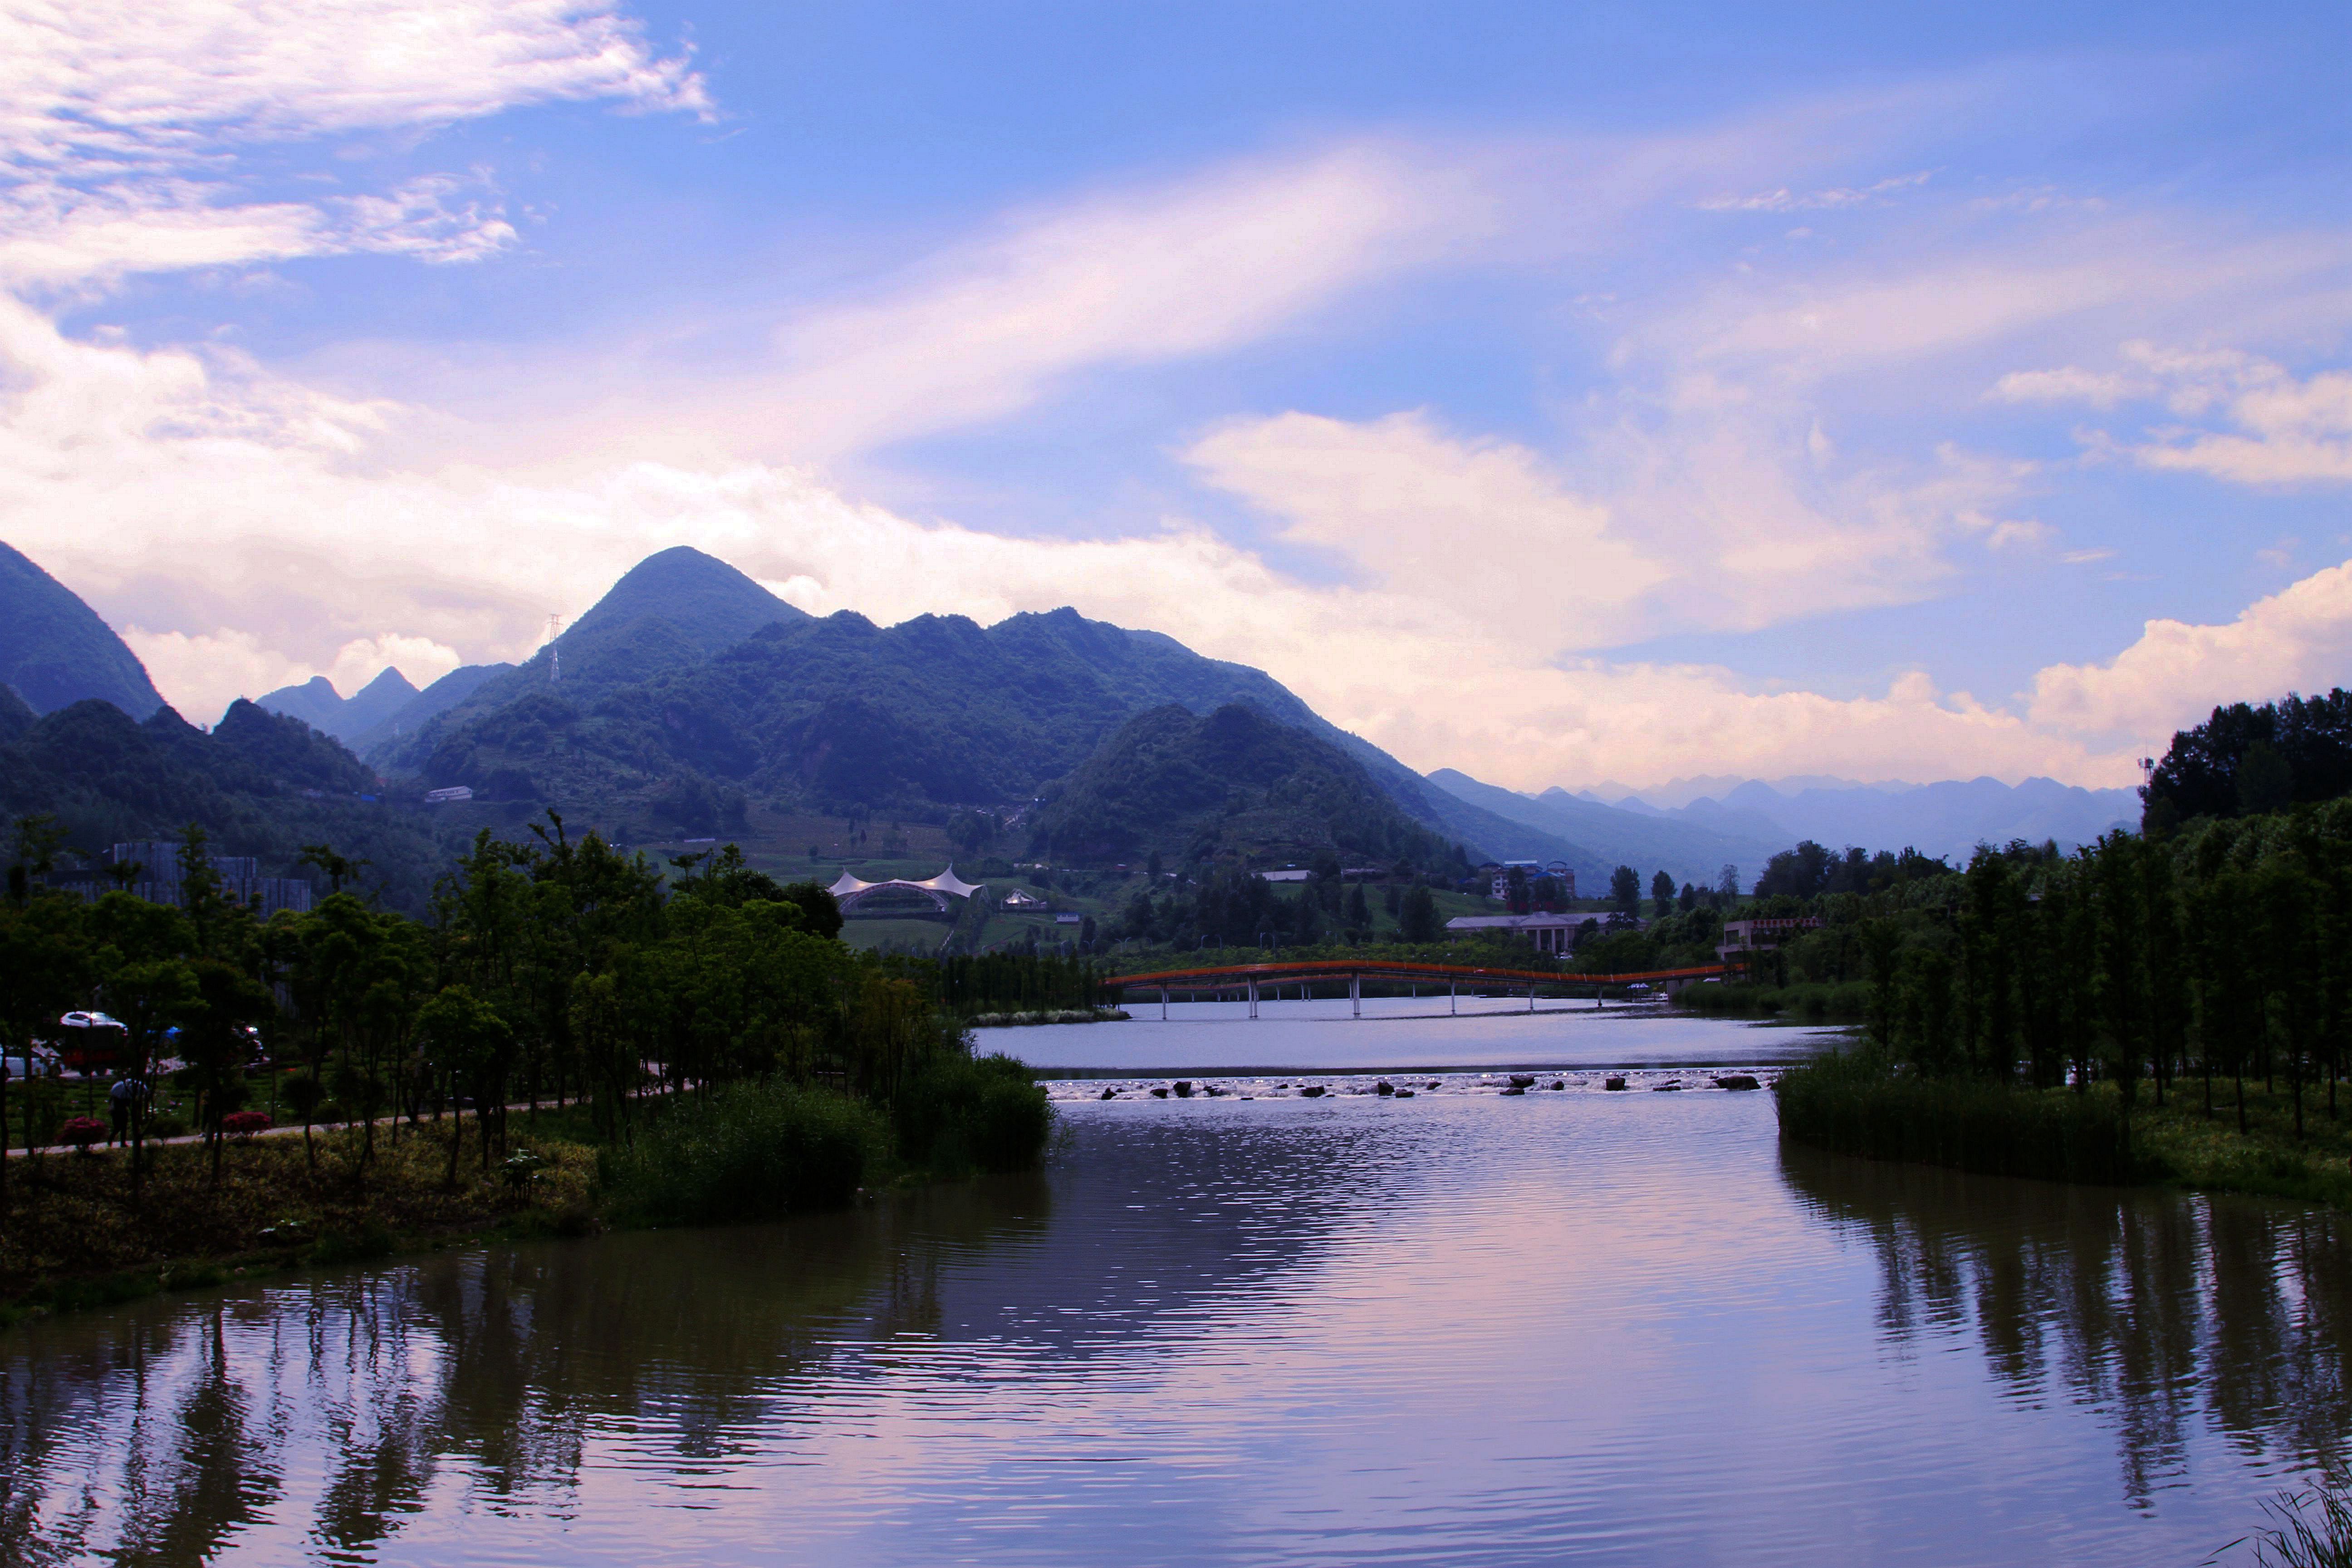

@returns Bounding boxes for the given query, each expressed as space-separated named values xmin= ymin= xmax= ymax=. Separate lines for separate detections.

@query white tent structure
xmin=827 ymin=866 xmax=982 ymax=915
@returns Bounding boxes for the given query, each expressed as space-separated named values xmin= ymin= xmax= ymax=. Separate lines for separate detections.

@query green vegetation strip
xmin=1778 ymin=1052 xmax=2352 ymax=1209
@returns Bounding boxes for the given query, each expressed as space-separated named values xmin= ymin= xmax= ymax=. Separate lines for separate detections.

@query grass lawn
xmin=2131 ymin=1076 xmax=2352 ymax=1209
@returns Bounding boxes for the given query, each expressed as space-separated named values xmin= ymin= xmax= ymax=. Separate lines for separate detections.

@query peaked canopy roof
xmin=827 ymin=867 xmax=981 ymax=901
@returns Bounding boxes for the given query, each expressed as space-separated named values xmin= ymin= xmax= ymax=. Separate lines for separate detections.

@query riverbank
xmin=1778 ymin=1054 xmax=2352 ymax=1210
xmin=2 ymin=1056 xmax=1055 ymax=1329
xmin=0 ymin=1118 xmax=598 ymax=1327
xmin=1677 ymin=980 xmax=1867 ymax=1021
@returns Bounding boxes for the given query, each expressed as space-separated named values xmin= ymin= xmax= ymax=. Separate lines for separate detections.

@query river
xmin=4 ymin=1007 xmax=2347 ymax=1565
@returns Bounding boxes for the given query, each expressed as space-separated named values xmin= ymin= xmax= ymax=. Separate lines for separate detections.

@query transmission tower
xmin=546 ymin=612 xmax=564 ymax=683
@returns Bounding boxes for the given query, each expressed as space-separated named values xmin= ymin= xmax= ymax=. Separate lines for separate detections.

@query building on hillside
xmin=1258 ymin=868 xmax=1312 ymax=882
xmin=1490 ymin=860 xmax=1543 ymax=901
xmin=1542 ymin=862 xmax=1578 ymax=898
xmin=423 ymin=785 xmax=474 ymax=804
xmin=1001 ymin=888 xmax=1046 ymax=910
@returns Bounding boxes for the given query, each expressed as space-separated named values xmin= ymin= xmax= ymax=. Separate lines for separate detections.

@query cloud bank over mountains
xmin=0 ymin=2 xmax=2345 ymax=792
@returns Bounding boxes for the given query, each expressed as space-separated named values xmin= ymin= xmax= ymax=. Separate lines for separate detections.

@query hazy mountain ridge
xmin=255 ymin=667 xmax=418 ymax=742
xmin=1426 ymin=769 xmax=1786 ymax=887
xmin=1435 ymin=768 xmax=2141 ymax=882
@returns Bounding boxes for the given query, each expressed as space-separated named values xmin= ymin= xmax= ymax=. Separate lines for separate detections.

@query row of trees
xmin=0 ymin=817 xmax=967 ymax=1206
xmin=1728 ymin=804 xmax=2352 ymax=1139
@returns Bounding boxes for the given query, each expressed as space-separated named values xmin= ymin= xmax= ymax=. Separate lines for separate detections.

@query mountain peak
xmin=563 ymin=546 xmax=808 ymax=657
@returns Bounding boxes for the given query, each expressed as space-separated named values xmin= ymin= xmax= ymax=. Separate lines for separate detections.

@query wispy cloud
xmin=1696 ymin=171 xmax=1931 ymax=212
xmin=0 ymin=0 xmax=702 ymax=287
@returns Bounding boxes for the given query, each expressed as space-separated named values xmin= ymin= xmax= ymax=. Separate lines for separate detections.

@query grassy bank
xmin=3 ymin=1055 xmax=1055 ymax=1329
xmin=0 ymin=1119 xmax=597 ymax=1326
xmin=1677 ymin=980 xmax=1869 ymax=1020
xmin=1778 ymin=1051 xmax=2352 ymax=1207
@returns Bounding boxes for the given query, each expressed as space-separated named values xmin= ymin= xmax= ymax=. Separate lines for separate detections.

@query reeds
xmin=1774 ymin=1052 xmax=2145 ymax=1185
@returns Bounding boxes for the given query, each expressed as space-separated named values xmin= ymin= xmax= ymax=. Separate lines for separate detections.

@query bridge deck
xmin=1110 ymin=959 xmax=1725 ymax=989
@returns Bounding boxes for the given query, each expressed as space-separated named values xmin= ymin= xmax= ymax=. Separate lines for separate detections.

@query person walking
xmin=108 ymin=1077 xmax=147 ymax=1146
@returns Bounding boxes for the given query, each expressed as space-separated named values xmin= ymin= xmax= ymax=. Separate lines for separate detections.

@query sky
xmin=0 ymin=0 xmax=2346 ymax=792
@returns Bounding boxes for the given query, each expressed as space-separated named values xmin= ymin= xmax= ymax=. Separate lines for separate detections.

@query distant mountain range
xmin=258 ymin=663 xmax=510 ymax=752
xmin=1426 ymin=768 xmax=2140 ymax=882
xmin=0 ymin=533 xmax=2147 ymax=892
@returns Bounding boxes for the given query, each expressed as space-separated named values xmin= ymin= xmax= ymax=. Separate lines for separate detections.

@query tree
xmin=1610 ymin=866 xmax=1640 ymax=918
xmin=1345 ymin=882 xmax=1372 ymax=935
xmin=1651 ymin=869 xmax=1675 ymax=919
xmin=1505 ymin=865 xmax=1530 ymax=914
xmin=1718 ymin=864 xmax=1741 ymax=899
xmin=416 ymin=984 xmax=517 ymax=1184
xmin=179 ymin=958 xmax=273 ymax=1183
xmin=1399 ymin=884 xmax=1443 ymax=944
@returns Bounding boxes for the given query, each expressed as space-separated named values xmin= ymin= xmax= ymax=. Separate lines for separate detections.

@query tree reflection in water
xmin=1779 ymin=1143 xmax=2352 ymax=1505
xmin=1 ymin=1113 xmax=1385 ymax=1563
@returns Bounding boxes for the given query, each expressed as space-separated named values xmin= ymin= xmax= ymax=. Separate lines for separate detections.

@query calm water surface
xmin=5 ymin=1014 xmax=2349 ymax=1566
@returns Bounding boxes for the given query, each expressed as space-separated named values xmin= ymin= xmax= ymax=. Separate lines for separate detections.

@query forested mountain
xmin=0 ymin=697 xmax=462 ymax=913
xmin=363 ymin=549 xmax=1467 ymax=836
xmin=1029 ymin=704 xmax=1462 ymax=869
xmin=0 ymin=538 xmax=164 ymax=719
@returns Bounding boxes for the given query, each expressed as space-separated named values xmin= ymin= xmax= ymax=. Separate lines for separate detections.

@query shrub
xmin=144 ymin=1113 xmax=190 ymax=1140
xmin=221 ymin=1111 xmax=272 ymax=1141
xmin=58 ymin=1117 xmax=106 ymax=1152
xmin=600 ymin=1079 xmax=883 ymax=1227
xmin=892 ymin=1052 xmax=1053 ymax=1176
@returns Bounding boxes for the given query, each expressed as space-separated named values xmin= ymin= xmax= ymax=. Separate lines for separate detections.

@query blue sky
xmin=3 ymin=0 xmax=2347 ymax=789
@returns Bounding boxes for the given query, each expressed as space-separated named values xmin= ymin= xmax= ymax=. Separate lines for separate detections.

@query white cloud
xmin=761 ymin=142 xmax=1509 ymax=456
xmin=2029 ymin=559 xmax=2352 ymax=742
xmin=0 ymin=0 xmax=701 ymax=288
xmin=1992 ymin=342 xmax=2352 ymax=486
xmin=0 ymin=0 xmax=705 ymax=172
xmin=1181 ymin=411 xmax=1667 ymax=643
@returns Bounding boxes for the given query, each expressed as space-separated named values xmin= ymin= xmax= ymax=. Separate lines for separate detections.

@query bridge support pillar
xmin=1528 ymin=982 xmax=1536 ymax=1013
xmin=1160 ymin=986 xmax=1169 ymax=1021
xmin=1450 ymin=979 xmax=1456 ymax=1015
xmin=1351 ymin=973 xmax=1361 ymax=1019
xmin=1248 ymin=980 xmax=1258 ymax=1019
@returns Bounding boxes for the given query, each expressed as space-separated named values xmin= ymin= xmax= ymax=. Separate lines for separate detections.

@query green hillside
xmin=1030 ymin=704 xmax=1461 ymax=870
xmin=0 ymin=539 xmax=165 ymax=719
xmin=0 ymin=698 xmax=465 ymax=913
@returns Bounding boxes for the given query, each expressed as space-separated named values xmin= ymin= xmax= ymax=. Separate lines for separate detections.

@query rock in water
xmin=1604 ymin=1077 xmax=1627 ymax=1092
xmin=1508 ymin=1074 xmax=1537 ymax=1089
xmin=1150 ymin=1087 xmax=1169 ymax=1098
xmin=1549 ymin=1081 xmax=1566 ymax=1091
xmin=1173 ymin=1080 xmax=1193 ymax=1098
xmin=1713 ymin=1075 xmax=1761 ymax=1091
xmin=1299 ymin=1085 xmax=1326 ymax=1098
xmin=1394 ymin=1088 xmax=1416 ymax=1098
xmin=1375 ymin=1081 xmax=1395 ymax=1096
xmin=1099 ymin=1088 xmax=1117 ymax=1100
xmin=1502 ymin=1086 xmax=1526 ymax=1096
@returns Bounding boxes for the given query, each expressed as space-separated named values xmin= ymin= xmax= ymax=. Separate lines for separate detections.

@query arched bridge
xmin=1108 ymin=959 xmax=1727 ymax=1019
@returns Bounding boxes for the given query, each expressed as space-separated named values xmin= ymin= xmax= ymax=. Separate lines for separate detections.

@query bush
xmin=600 ymin=1079 xmax=883 ymax=1227
xmin=144 ymin=1113 xmax=190 ymax=1140
xmin=1775 ymin=1052 xmax=2146 ymax=1185
xmin=892 ymin=1052 xmax=1053 ymax=1176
